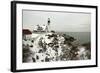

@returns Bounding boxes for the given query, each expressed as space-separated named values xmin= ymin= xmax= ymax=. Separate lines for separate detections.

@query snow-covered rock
xmin=23 ymin=32 xmax=91 ymax=63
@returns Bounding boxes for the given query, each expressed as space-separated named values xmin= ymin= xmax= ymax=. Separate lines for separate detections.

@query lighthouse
xmin=47 ymin=18 xmax=51 ymax=32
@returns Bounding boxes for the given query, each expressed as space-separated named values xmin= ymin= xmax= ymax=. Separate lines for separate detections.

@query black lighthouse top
xmin=48 ymin=18 xmax=50 ymax=25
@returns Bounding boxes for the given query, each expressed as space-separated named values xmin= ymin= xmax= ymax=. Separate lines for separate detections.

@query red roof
xmin=23 ymin=29 xmax=32 ymax=35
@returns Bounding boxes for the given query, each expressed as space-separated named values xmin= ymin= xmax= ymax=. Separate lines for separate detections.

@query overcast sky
xmin=23 ymin=10 xmax=91 ymax=32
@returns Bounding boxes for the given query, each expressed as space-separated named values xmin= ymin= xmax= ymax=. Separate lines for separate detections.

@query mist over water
xmin=58 ymin=32 xmax=91 ymax=44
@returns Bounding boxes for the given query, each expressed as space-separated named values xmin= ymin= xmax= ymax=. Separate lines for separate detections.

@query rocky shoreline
xmin=23 ymin=31 xmax=91 ymax=63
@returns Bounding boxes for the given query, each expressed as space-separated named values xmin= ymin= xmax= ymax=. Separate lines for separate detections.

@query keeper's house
xmin=23 ymin=29 xmax=32 ymax=40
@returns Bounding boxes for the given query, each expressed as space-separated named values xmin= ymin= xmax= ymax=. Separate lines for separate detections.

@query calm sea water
xmin=59 ymin=32 xmax=91 ymax=44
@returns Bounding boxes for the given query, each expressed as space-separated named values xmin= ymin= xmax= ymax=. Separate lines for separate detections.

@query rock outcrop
xmin=23 ymin=32 xmax=91 ymax=63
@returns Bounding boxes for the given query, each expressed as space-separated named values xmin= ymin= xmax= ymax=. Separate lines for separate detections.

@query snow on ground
xmin=23 ymin=32 xmax=91 ymax=63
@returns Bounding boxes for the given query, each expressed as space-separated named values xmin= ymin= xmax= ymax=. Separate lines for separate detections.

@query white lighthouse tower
xmin=46 ymin=18 xmax=51 ymax=32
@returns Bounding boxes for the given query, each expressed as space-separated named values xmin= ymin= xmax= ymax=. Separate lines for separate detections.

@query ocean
xmin=58 ymin=32 xmax=91 ymax=44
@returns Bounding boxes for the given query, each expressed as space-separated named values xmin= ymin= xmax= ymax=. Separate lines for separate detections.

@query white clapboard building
xmin=33 ymin=18 xmax=51 ymax=32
